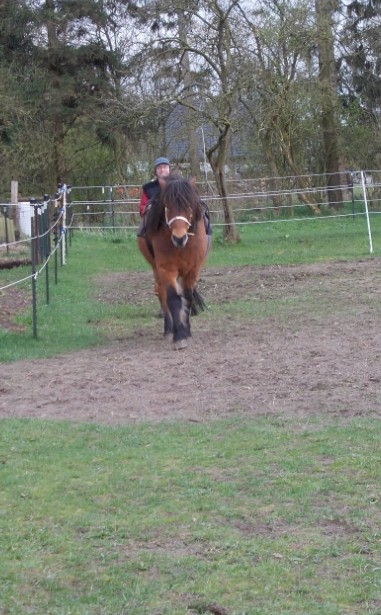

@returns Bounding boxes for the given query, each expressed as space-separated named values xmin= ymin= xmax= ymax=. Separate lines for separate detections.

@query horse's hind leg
xmin=167 ymin=286 xmax=191 ymax=350
xmin=137 ymin=236 xmax=163 ymax=315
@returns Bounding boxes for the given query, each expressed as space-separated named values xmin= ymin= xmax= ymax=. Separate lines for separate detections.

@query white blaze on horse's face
xmin=165 ymin=207 xmax=192 ymax=248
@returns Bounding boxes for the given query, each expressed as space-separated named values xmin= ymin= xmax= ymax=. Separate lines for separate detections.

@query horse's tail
xmin=190 ymin=287 xmax=207 ymax=315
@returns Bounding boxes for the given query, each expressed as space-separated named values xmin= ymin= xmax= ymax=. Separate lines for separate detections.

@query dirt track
xmin=1 ymin=259 xmax=381 ymax=424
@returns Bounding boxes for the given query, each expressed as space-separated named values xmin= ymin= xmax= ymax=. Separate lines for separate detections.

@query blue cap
xmin=154 ymin=157 xmax=170 ymax=169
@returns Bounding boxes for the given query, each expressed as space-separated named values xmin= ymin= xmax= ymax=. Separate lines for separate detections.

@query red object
xmin=139 ymin=191 xmax=149 ymax=217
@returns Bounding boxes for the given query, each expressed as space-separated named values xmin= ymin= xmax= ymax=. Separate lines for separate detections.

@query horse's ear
xmin=189 ymin=176 xmax=196 ymax=188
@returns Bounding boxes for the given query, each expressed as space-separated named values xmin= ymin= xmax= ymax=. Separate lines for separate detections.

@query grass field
xmin=1 ymin=216 xmax=381 ymax=614
xmin=1 ymin=213 xmax=380 ymax=361
xmin=1 ymin=417 xmax=380 ymax=615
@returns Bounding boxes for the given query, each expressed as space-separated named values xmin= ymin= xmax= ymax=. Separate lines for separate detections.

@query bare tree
xmin=129 ymin=0 xmax=244 ymax=241
xmin=177 ymin=7 xmax=201 ymax=177
xmin=239 ymin=0 xmax=323 ymax=212
xmin=315 ymin=0 xmax=344 ymax=207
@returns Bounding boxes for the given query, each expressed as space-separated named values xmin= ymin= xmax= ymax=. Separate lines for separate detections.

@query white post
xmin=61 ymin=184 xmax=67 ymax=265
xmin=360 ymin=170 xmax=373 ymax=254
xmin=11 ymin=180 xmax=18 ymax=226
xmin=11 ymin=180 xmax=18 ymax=205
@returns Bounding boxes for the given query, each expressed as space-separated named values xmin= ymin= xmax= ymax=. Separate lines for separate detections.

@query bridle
xmin=165 ymin=207 xmax=194 ymax=235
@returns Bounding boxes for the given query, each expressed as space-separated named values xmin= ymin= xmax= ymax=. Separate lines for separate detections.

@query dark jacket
xmin=139 ymin=179 xmax=160 ymax=216
xmin=143 ymin=179 xmax=160 ymax=201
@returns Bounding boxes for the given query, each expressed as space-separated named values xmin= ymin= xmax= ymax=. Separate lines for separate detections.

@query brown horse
xmin=138 ymin=173 xmax=210 ymax=349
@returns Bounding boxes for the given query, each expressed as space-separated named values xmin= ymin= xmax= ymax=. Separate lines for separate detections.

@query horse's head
xmin=159 ymin=173 xmax=201 ymax=248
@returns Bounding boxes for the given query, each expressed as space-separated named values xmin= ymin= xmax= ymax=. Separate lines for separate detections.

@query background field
xmin=1 ymin=220 xmax=381 ymax=614
xmin=1 ymin=214 xmax=380 ymax=360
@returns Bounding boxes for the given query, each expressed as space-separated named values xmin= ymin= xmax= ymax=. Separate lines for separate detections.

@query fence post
xmin=32 ymin=199 xmax=39 ymax=265
xmin=55 ymin=186 xmax=64 ymax=266
xmin=30 ymin=199 xmax=38 ymax=339
xmin=349 ymin=171 xmax=355 ymax=218
xmin=2 ymin=205 xmax=9 ymax=253
xmin=43 ymin=194 xmax=50 ymax=305
xmin=58 ymin=183 xmax=67 ymax=265
xmin=360 ymin=170 xmax=373 ymax=254
xmin=10 ymin=180 xmax=18 ymax=229
xmin=110 ymin=185 xmax=115 ymax=233
xmin=102 ymin=185 xmax=106 ymax=230
xmin=37 ymin=200 xmax=44 ymax=262
xmin=53 ymin=192 xmax=60 ymax=283
xmin=67 ymin=185 xmax=73 ymax=246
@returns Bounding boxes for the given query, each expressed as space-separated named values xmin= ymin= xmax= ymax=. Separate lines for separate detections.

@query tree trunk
xmin=261 ymin=131 xmax=284 ymax=213
xmin=177 ymin=9 xmax=201 ymax=178
xmin=280 ymin=139 xmax=322 ymax=213
xmin=207 ymin=124 xmax=239 ymax=243
xmin=315 ymin=0 xmax=344 ymax=208
xmin=46 ymin=0 xmax=67 ymax=186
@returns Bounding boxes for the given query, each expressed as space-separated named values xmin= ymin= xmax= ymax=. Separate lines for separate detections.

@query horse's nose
xmin=171 ymin=233 xmax=188 ymax=248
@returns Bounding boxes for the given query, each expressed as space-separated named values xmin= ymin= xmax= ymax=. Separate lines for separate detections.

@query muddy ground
xmin=1 ymin=259 xmax=381 ymax=424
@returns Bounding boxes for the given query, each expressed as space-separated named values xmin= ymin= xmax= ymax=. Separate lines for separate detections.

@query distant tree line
xmin=1 ymin=0 xmax=380 ymax=240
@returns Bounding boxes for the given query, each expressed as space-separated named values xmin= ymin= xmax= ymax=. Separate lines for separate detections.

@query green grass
xmin=1 ymin=417 xmax=380 ymax=615
xmin=1 ymin=220 xmax=381 ymax=614
xmin=1 ymin=214 xmax=380 ymax=362
xmin=208 ymin=214 xmax=378 ymax=266
xmin=0 ymin=234 xmax=151 ymax=361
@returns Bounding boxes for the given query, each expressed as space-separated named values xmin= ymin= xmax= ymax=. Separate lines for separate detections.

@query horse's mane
xmin=145 ymin=172 xmax=202 ymax=235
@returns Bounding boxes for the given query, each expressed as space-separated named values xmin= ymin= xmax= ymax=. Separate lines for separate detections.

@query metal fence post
xmin=43 ymin=194 xmax=50 ymax=305
xmin=360 ymin=170 xmax=373 ymax=254
xmin=67 ymin=185 xmax=73 ymax=246
xmin=53 ymin=192 xmax=60 ymax=284
xmin=30 ymin=199 xmax=38 ymax=339
xmin=110 ymin=185 xmax=115 ymax=232
xmin=3 ymin=205 xmax=9 ymax=253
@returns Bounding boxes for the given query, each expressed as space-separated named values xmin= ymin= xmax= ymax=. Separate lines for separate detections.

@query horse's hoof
xmin=173 ymin=339 xmax=188 ymax=350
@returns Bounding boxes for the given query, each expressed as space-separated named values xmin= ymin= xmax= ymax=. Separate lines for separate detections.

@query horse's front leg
xmin=182 ymin=287 xmax=193 ymax=337
xmin=163 ymin=309 xmax=173 ymax=339
xmin=167 ymin=285 xmax=191 ymax=350
xmin=156 ymin=283 xmax=173 ymax=339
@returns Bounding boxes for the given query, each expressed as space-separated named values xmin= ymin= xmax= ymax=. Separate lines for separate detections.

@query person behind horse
xmin=139 ymin=157 xmax=171 ymax=218
xmin=137 ymin=157 xmax=212 ymax=242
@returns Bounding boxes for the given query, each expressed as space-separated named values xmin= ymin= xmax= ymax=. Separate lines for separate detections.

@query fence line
xmin=0 ymin=184 xmax=72 ymax=338
xmin=66 ymin=169 xmax=381 ymax=255
xmin=2 ymin=171 xmax=381 ymax=338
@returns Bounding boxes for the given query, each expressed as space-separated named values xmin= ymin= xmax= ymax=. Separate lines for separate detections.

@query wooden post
xmin=11 ymin=180 xmax=18 ymax=204
xmin=10 ymin=180 xmax=18 ymax=224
